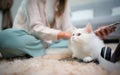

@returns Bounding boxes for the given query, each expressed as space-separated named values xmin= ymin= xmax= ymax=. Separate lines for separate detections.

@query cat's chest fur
xmin=69 ymin=24 xmax=105 ymax=62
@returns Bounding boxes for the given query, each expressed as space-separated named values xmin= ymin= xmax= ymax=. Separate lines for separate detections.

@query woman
xmin=0 ymin=0 xmax=116 ymax=58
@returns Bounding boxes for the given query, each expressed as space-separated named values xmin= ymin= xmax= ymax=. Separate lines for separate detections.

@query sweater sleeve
xmin=25 ymin=0 xmax=61 ymax=41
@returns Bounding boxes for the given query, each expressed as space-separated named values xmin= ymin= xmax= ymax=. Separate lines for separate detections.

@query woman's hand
xmin=95 ymin=25 xmax=116 ymax=39
xmin=57 ymin=32 xmax=72 ymax=40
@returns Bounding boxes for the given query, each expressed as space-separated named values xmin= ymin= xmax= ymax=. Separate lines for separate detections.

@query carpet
xmin=0 ymin=43 xmax=119 ymax=75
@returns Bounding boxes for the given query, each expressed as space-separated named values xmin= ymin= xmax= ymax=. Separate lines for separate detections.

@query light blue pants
xmin=0 ymin=29 xmax=69 ymax=58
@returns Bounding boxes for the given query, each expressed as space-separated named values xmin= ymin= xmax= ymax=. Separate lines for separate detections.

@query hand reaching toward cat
xmin=57 ymin=32 xmax=72 ymax=40
xmin=95 ymin=26 xmax=116 ymax=39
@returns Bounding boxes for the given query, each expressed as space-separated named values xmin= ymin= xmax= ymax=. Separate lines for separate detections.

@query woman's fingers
xmin=64 ymin=32 xmax=72 ymax=39
xmin=95 ymin=26 xmax=116 ymax=39
xmin=95 ymin=30 xmax=104 ymax=39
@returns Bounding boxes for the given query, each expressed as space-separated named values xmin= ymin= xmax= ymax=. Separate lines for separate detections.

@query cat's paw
xmin=83 ymin=57 xmax=93 ymax=63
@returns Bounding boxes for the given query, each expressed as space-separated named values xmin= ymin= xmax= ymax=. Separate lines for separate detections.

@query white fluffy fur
xmin=0 ymin=57 xmax=119 ymax=75
xmin=0 ymin=44 xmax=119 ymax=75
xmin=46 ymin=48 xmax=72 ymax=55
xmin=69 ymin=23 xmax=105 ymax=61
xmin=46 ymin=23 xmax=105 ymax=62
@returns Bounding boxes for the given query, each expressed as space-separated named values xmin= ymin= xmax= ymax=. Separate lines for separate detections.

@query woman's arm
xmin=25 ymin=0 xmax=61 ymax=41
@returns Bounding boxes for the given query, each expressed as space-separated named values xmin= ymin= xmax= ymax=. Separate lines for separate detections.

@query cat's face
xmin=70 ymin=23 xmax=94 ymax=44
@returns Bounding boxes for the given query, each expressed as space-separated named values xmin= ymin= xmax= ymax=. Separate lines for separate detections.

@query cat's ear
xmin=86 ymin=23 xmax=93 ymax=33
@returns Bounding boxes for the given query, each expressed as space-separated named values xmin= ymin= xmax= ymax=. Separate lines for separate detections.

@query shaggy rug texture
xmin=0 ymin=43 xmax=119 ymax=75
xmin=0 ymin=55 xmax=119 ymax=75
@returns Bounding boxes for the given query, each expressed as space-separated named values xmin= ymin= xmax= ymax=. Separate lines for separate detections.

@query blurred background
xmin=0 ymin=0 xmax=120 ymax=42
xmin=69 ymin=0 xmax=120 ymax=41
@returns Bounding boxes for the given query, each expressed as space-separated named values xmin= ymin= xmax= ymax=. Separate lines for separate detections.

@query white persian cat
xmin=46 ymin=23 xmax=105 ymax=62
xmin=69 ymin=23 xmax=105 ymax=62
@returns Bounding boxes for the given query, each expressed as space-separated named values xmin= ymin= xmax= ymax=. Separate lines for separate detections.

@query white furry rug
xmin=0 ymin=43 xmax=119 ymax=75
xmin=0 ymin=54 xmax=119 ymax=75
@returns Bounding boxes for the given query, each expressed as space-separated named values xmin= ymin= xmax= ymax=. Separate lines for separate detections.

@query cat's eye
xmin=73 ymin=34 xmax=75 ymax=36
xmin=77 ymin=33 xmax=81 ymax=36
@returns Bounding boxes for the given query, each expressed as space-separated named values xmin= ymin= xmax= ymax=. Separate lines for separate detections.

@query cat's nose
xmin=71 ymin=37 xmax=75 ymax=40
